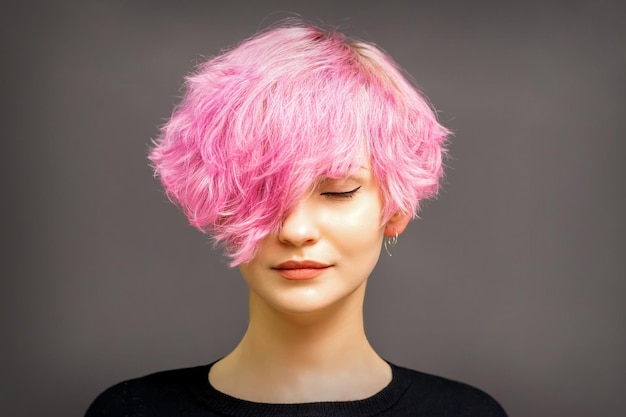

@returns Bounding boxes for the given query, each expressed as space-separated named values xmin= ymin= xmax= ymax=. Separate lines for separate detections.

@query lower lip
xmin=275 ymin=267 xmax=330 ymax=280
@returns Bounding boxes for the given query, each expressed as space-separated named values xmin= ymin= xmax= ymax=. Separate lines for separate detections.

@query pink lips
xmin=273 ymin=260 xmax=331 ymax=280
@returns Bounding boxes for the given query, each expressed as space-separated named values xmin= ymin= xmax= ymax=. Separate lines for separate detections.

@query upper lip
xmin=273 ymin=260 xmax=331 ymax=270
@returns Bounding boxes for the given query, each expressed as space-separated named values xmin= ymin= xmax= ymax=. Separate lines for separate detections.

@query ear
xmin=384 ymin=211 xmax=412 ymax=237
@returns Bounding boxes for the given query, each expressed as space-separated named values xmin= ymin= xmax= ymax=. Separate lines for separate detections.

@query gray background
xmin=2 ymin=1 xmax=625 ymax=416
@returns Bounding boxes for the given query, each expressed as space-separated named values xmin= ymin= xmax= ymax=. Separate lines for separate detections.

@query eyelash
xmin=321 ymin=186 xmax=362 ymax=199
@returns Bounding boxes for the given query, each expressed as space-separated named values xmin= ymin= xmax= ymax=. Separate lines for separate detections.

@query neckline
xmin=189 ymin=361 xmax=412 ymax=417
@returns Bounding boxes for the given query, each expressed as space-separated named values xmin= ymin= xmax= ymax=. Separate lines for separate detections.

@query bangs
xmin=228 ymin=64 xmax=374 ymax=194
xmin=191 ymin=44 xmax=375 ymax=264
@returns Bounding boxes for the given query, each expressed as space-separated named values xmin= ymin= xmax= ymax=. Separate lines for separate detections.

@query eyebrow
xmin=319 ymin=169 xmax=369 ymax=184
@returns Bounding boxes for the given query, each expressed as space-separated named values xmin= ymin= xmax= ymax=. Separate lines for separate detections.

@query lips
xmin=273 ymin=260 xmax=332 ymax=280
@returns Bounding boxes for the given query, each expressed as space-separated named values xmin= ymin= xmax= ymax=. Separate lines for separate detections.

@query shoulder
xmin=84 ymin=364 xmax=211 ymax=417
xmin=392 ymin=364 xmax=508 ymax=417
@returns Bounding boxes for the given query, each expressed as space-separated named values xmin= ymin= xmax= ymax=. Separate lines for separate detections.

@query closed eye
xmin=321 ymin=186 xmax=362 ymax=199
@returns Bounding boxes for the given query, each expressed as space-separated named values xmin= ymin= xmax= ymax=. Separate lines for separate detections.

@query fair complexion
xmin=209 ymin=166 xmax=410 ymax=403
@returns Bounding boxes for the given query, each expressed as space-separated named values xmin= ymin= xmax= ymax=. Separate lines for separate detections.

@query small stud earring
xmin=384 ymin=230 xmax=398 ymax=256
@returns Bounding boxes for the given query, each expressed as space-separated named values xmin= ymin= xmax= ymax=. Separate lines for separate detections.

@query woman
xmin=86 ymin=21 xmax=507 ymax=416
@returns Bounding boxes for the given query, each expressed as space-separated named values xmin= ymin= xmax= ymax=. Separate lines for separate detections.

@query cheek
xmin=238 ymin=244 xmax=268 ymax=283
xmin=327 ymin=203 xmax=385 ymax=256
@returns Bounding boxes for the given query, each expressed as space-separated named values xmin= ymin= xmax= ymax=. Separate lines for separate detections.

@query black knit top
xmin=85 ymin=362 xmax=507 ymax=417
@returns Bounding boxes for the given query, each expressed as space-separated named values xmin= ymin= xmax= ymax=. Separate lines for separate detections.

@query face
xmin=238 ymin=166 xmax=387 ymax=316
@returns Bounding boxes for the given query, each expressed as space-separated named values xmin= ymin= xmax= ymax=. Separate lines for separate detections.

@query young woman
xmin=86 ymin=21 xmax=508 ymax=416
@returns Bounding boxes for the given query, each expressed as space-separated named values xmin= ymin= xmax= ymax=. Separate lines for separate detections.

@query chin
xmin=262 ymin=284 xmax=367 ymax=317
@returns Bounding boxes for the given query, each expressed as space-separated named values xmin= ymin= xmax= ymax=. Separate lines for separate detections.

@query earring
xmin=384 ymin=230 xmax=398 ymax=256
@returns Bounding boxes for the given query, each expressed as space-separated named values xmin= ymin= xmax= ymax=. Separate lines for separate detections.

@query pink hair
xmin=149 ymin=22 xmax=449 ymax=266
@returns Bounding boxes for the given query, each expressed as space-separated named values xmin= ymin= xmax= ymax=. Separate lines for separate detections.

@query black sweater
xmin=85 ymin=362 xmax=507 ymax=417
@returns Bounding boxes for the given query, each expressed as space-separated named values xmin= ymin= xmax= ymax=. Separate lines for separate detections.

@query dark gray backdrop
xmin=2 ymin=1 xmax=625 ymax=416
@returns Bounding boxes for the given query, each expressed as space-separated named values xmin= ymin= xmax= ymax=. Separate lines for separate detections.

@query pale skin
xmin=209 ymin=165 xmax=411 ymax=403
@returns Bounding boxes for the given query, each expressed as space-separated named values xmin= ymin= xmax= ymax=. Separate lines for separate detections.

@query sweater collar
xmin=188 ymin=361 xmax=412 ymax=417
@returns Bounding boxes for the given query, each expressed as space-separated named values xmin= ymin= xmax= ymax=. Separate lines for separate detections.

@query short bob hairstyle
xmin=149 ymin=21 xmax=449 ymax=266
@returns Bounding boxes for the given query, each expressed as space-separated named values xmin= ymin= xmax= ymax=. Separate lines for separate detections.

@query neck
xmin=244 ymin=285 xmax=373 ymax=367
xmin=209 ymin=284 xmax=391 ymax=403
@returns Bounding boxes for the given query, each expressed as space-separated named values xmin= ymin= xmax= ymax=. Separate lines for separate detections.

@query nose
xmin=278 ymin=198 xmax=320 ymax=247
